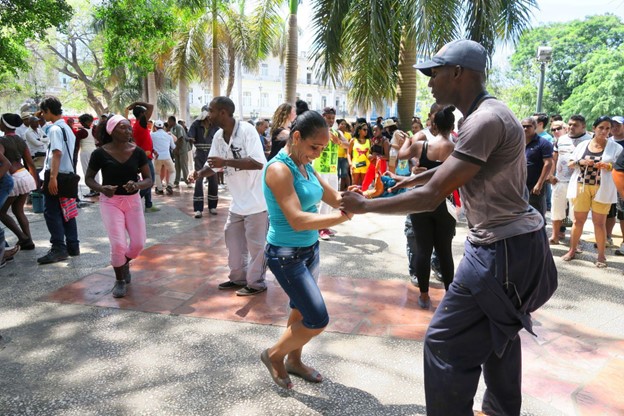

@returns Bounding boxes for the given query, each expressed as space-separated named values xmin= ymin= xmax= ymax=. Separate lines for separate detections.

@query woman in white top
xmin=563 ymin=116 xmax=623 ymax=267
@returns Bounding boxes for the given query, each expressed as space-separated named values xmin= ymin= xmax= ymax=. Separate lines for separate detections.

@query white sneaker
xmin=209 ymin=208 xmax=218 ymax=215
xmin=194 ymin=211 xmax=202 ymax=218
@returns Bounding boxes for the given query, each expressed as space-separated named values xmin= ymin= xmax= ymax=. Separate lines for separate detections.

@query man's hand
xmin=549 ymin=175 xmax=558 ymax=185
xmin=188 ymin=171 xmax=200 ymax=182
xmin=207 ymin=157 xmax=227 ymax=169
xmin=411 ymin=166 xmax=427 ymax=175
xmin=340 ymin=190 xmax=369 ymax=214
xmin=532 ymin=183 xmax=543 ymax=195
xmin=388 ymin=176 xmax=413 ymax=193
xmin=48 ymin=176 xmax=58 ymax=195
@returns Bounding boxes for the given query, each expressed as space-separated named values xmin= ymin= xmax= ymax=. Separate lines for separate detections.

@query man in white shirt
xmin=151 ymin=120 xmax=176 ymax=195
xmin=190 ymin=97 xmax=268 ymax=296
xmin=548 ymin=114 xmax=591 ymax=244
xmin=23 ymin=116 xmax=48 ymax=156
xmin=16 ymin=112 xmax=30 ymax=138
xmin=36 ymin=96 xmax=80 ymax=264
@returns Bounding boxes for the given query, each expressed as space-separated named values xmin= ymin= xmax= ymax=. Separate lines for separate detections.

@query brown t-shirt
xmin=453 ymin=99 xmax=543 ymax=244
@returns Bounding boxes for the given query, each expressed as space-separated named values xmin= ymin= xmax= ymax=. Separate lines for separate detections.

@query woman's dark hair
xmin=354 ymin=123 xmax=369 ymax=139
xmin=295 ymin=100 xmax=309 ymax=116
xmin=433 ymin=105 xmax=456 ymax=133
xmin=0 ymin=113 xmax=23 ymax=130
xmin=289 ymin=111 xmax=327 ymax=143
xmin=593 ymin=115 xmax=612 ymax=128
xmin=39 ymin=96 xmax=63 ymax=115
xmin=132 ymin=106 xmax=148 ymax=129
xmin=101 ymin=128 xmax=113 ymax=145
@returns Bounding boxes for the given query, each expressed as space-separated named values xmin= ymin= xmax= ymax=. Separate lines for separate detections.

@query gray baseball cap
xmin=611 ymin=116 xmax=624 ymax=124
xmin=414 ymin=39 xmax=488 ymax=76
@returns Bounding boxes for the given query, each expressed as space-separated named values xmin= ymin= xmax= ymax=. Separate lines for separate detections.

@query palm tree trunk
xmin=147 ymin=71 xmax=159 ymax=119
xmin=179 ymin=78 xmax=189 ymax=124
xmin=396 ymin=35 xmax=417 ymax=131
xmin=211 ymin=0 xmax=220 ymax=97
xmin=225 ymin=43 xmax=236 ymax=97
xmin=236 ymin=59 xmax=244 ymax=119
xmin=284 ymin=0 xmax=299 ymax=104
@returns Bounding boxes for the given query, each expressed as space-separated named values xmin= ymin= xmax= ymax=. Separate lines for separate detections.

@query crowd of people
xmin=2 ymin=37 xmax=624 ymax=415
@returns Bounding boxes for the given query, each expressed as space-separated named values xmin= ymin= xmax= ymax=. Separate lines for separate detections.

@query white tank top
xmin=80 ymin=127 xmax=97 ymax=152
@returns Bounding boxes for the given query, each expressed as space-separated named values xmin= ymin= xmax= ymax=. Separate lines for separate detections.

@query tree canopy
xmin=94 ymin=0 xmax=177 ymax=75
xmin=0 ymin=0 xmax=73 ymax=75
xmin=509 ymin=14 xmax=624 ymax=119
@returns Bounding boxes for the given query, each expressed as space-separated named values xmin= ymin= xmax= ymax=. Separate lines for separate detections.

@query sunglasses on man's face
xmin=522 ymin=125 xmax=534 ymax=129
xmin=551 ymin=127 xmax=563 ymax=132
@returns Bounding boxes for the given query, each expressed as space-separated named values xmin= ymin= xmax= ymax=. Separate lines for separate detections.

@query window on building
xmin=306 ymin=93 xmax=313 ymax=107
xmin=321 ymin=96 xmax=327 ymax=108
xmin=261 ymin=64 xmax=269 ymax=77
xmin=278 ymin=94 xmax=283 ymax=104
xmin=260 ymin=93 xmax=268 ymax=108
xmin=243 ymin=92 xmax=252 ymax=107
xmin=306 ymin=73 xmax=312 ymax=85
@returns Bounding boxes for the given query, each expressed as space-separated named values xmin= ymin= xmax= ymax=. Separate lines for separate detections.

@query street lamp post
xmin=536 ymin=46 xmax=553 ymax=113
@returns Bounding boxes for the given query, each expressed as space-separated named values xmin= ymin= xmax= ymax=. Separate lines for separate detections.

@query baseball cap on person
xmin=611 ymin=116 xmax=624 ymax=124
xmin=154 ymin=120 xmax=164 ymax=128
xmin=414 ymin=39 xmax=488 ymax=76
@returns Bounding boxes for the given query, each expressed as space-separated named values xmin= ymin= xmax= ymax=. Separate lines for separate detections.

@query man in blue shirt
xmin=523 ymin=117 xmax=554 ymax=220
xmin=37 ymin=96 xmax=80 ymax=264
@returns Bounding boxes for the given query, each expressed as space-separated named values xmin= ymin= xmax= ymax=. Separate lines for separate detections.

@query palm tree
xmin=310 ymin=0 xmax=536 ymax=129
xmin=284 ymin=0 xmax=299 ymax=104
xmin=168 ymin=0 xmax=282 ymax=118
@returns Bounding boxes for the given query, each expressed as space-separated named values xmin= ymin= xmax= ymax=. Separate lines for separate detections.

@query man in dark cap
xmin=187 ymin=105 xmax=220 ymax=218
xmin=342 ymin=39 xmax=558 ymax=416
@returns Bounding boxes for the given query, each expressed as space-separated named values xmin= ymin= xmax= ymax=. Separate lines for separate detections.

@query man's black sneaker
xmin=112 ymin=280 xmax=127 ymax=298
xmin=68 ymin=246 xmax=80 ymax=256
xmin=236 ymin=286 xmax=267 ymax=296
xmin=218 ymin=281 xmax=246 ymax=290
xmin=165 ymin=185 xmax=173 ymax=195
xmin=37 ymin=248 xmax=69 ymax=264
xmin=155 ymin=188 xmax=164 ymax=195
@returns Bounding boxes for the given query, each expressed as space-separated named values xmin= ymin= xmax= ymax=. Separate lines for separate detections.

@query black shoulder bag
xmin=42 ymin=126 xmax=81 ymax=198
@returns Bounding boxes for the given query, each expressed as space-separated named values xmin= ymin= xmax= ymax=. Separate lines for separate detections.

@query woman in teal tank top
xmin=260 ymin=111 xmax=354 ymax=390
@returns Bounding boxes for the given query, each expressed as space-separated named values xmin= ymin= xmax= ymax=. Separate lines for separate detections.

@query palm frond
xmin=309 ymin=0 xmax=352 ymax=86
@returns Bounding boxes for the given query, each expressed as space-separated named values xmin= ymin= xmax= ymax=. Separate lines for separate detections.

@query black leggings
xmin=409 ymin=201 xmax=456 ymax=292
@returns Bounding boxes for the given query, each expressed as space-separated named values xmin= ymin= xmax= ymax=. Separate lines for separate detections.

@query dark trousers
xmin=409 ymin=202 xmax=456 ymax=291
xmin=140 ymin=160 xmax=155 ymax=208
xmin=43 ymin=194 xmax=79 ymax=251
xmin=193 ymin=150 xmax=218 ymax=212
xmin=424 ymin=228 xmax=557 ymax=416
xmin=528 ymin=187 xmax=546 ymax=221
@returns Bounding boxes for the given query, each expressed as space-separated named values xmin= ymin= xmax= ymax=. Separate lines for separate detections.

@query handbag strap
xmin=59 ymin=125 xmax=76 ymax=174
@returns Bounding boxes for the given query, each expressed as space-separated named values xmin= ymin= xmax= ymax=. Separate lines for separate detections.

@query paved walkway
xmin=2 ymin=184 xmax=624 ymax=415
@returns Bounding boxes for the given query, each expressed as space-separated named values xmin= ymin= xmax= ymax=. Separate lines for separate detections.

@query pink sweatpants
xmin=99 ymin=193 xmax=146 ymax=267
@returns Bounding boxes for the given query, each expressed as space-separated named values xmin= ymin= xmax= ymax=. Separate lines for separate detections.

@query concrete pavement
xmin=1 ymin=184 xmax=623 ymax=415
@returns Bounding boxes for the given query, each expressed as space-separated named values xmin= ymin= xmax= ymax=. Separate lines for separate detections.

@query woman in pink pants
xmin=85 ymin=115 xmax=153 ymax=298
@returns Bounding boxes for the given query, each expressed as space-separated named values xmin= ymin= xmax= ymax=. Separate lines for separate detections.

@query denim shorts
xmin=265 ymin=242 xmax=329 ymax=329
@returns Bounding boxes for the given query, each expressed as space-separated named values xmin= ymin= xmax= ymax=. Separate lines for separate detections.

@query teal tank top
xmin=263 ymin=149 xmax=324 ymax=247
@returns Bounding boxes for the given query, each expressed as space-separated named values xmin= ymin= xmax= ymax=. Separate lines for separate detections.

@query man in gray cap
xmin=342 ymin=39 xmax=558 ymax=416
